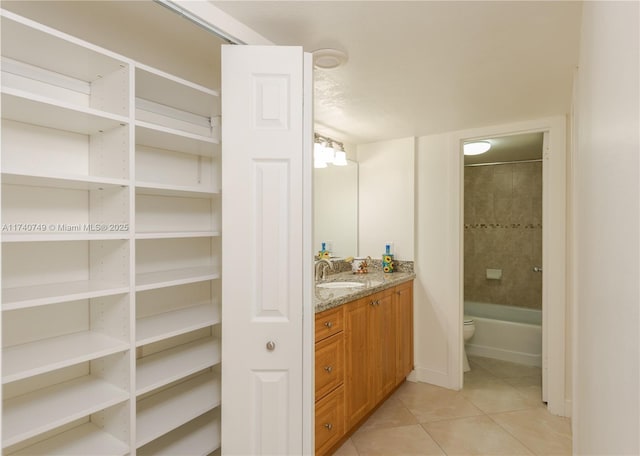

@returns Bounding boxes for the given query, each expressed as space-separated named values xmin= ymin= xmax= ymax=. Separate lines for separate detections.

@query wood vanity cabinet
xmin=315 ymin=306 xmax=346 ymax=455
xmin=395 ymin=281 xmax=414 ymax=384
xmin=368 ymin=288 xmax=397 ymax=403
xmin=344 ymin=297 xmax=374 ymax=428
xmin=315 ymin=279 xmax=414 ymax=455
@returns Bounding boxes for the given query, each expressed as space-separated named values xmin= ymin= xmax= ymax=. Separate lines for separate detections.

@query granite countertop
xmin=314 ymin=270 xmax=416 ymax=313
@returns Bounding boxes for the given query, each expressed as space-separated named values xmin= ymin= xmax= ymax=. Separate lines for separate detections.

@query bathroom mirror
xmin=314 ymin=159 xmax=358 ymax=258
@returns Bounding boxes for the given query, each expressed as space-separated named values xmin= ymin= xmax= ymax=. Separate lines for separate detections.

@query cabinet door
xmin=369 ymin=290 xmax=396 ymax=402
xmin=315 ymin=332 xmax=344 ymax=400
xmin=395 ymin=281 xmax=414 ymax=384
xmin=315 ymin=385 xmax=344 ymax=456
xmin=344 ymin=298 xmax=373 ymax=428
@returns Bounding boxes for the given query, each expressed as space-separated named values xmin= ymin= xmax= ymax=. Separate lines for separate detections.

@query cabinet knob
xmin=324 ymin=423 xmax=333 ymax=431
xmin=324 ymin=321 xmax=333 ymax=329
xmin=324 ymin=365 xmax=333 ymax=373
xmin=266 ymin=341 xmax=276 ymax=351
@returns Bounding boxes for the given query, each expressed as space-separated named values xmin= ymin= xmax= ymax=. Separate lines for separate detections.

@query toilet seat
xmin=464 ymin=315 xmax=474 ymax=325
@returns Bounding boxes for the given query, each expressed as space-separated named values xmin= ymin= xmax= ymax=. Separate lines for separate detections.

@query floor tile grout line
xmin=418 ymin=422 xmax=450 ymax=456
xmin=485 ymin=412 xmax=541 ymax=456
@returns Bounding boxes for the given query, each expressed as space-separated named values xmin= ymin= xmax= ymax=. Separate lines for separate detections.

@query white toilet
xmin=463 ymin=315 xmax=476 ymax=372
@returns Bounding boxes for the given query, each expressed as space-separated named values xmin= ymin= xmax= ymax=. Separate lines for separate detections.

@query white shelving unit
xmin=3 ymin=373 xmax=130 ymax=448
xmin=137 ymin=408 xmax=221 ymax=456
xmin=131 ymin=17 xmax=222 ymax=456
xmin=3 ymin=331 xmax=129 ymax=384
xmin=10 ymin=422 xmax=130 ymax=456
xmin=136 ymin=371 xmax=221 ymax=449
xmin=1 ymin=7 xmax=222 ymax=454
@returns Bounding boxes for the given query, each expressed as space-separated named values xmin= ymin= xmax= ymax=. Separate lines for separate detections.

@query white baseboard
xmin=409 ymin=366 xmax=452 ymax=389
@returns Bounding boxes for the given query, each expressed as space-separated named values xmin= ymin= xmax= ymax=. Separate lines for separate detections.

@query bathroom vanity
xmin=314 ymin=273 xmax=414 ymax=455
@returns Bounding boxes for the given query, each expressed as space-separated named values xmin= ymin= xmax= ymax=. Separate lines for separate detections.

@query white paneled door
xmin=221 ymin=45 xmax=312 ymax=455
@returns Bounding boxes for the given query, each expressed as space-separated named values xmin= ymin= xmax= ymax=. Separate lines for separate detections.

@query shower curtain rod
xmin=464 ymin=158 xmax=542 ymax=167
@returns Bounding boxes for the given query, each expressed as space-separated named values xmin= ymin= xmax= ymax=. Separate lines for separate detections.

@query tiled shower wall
xmin=464 ymin=162 xmax=542 ymax=309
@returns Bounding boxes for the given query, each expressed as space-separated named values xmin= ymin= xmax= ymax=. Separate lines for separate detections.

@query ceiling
xmin=212 ymin=1 xmax=582 ymax=145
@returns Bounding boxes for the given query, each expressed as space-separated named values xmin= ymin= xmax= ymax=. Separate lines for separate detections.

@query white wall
xmin=414 ymin=117 xmax=568 ymax=406
xmin=573 ymin=2 xmax=639 ymax=454
xmin=357 ymin=137 xmax=415 ymax=260
xmin=414 ymin=133 xmax=461 ymax=387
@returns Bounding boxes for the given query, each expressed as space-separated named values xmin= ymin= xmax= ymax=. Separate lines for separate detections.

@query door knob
xmin=533 ymin=266 xmax=542 ymax=273
xmin=324 ymin=365 xmax=333 ymax=373
xmin=266 ymin=341 xmax=276 ymax=351
xmin=324 ymin=423 xmax=333 ymax=430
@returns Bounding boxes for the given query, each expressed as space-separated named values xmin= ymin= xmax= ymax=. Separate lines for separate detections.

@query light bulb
xmin=333 ymin=151 xmax=348 ymax=166
xmin=463 ymin=141 xmax=491 ymax=155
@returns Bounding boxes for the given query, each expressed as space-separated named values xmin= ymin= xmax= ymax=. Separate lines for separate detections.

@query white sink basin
xmin=316 ymin=281 xmax=365 ymax=289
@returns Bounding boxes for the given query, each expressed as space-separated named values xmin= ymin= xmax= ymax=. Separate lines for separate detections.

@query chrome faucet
xmin=314 ymin=258 xmax=334 ymax=281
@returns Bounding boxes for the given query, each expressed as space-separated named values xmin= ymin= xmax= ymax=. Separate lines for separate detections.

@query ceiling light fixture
xmin=312 ymin=48 xmax=348 ymax=70
xmin=463 ymin=141 xmax=492 ymax=156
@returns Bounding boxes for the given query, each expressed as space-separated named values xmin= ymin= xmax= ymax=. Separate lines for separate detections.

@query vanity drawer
xmin=315 ymin=306 xmax=344 ymax=342
xmin=315 ymin=385 xmax=344 ymax=456
xmin=315 ymin=332 xmax=345 ymax=400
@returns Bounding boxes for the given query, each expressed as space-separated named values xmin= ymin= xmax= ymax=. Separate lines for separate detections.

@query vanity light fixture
xmin=314 ymin=133 xmax=348 ymax=168
xmin=463 ymin=140 xmax=492 ymax=156
xmin=332 ymin=142 xmax=348 ymax=166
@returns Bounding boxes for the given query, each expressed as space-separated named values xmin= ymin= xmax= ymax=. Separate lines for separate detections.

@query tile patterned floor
xmin=333 ymin=356 xmax=572 ymax=456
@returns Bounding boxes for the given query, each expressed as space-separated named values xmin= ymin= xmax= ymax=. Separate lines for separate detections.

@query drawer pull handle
xmin=324 ymin=365 xmax=333 ymax=373
xmin=324 ymin=321 xmax=333 ymax=329
xmin=324 ymin=423 xmax=333 ymax=431
xmin=266 ymin=341 xmax=276 ymax=351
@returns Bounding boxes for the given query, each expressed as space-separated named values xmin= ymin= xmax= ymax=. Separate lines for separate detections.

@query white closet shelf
xmin=136 ymin=303 xmax=219 ymax=347
xmin=1 ymin=89 xmax=128 ymax=136
xmin=1 ymin=10 xmax=128 ymax=83
xmin=136 ymin=337 xmax=220 ymax=396
xmin=135 ymin=231 xmax=220 ymax=240
xmin=136 ymin=123 xmax=219 ymax=157
xmin=137 ymin=410 xmax=220 ymax=456
xmin=9 ymin=422 xmax=129 ymax=456
xmin=2 ymin=280 xmax=129 ymax=311
xmin=2 ymin=232 xmax=130 ymax=243
xmin=136 ymin=371 xmax=220 ymax=448
xmin=135 ymin=64 xmax=219 ymax=118
xmin=3 ymin=375 xmax=129 ymax=448
xmin=135 ymin=182 xmax=218 ymax=199
xmin=2 ymin=171 xmax=129 ymax=191
xmin=135 ymin=266 xmax=219 ymax=292
xmin=3 ymin=331 xmax=129 ymax=384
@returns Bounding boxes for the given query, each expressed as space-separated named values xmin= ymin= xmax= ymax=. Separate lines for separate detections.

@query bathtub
xmin=464 ymin=301 xmax=542 ymax=367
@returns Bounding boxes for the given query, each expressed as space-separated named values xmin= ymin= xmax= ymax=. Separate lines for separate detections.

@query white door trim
xmin=302 ymin=52 xmax=315 ymax=455
xmin=452 ymin=116 xmax=568 ymax=416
